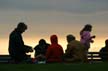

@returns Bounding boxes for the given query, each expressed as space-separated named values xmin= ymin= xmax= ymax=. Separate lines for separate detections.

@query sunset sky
xmin=0 ymin=0 xmax=108 ymax=57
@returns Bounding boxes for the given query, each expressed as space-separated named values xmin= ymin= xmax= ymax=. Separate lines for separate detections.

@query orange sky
xmin=0 ymin=35 xmax=107 ymax=58
xmin=1 ymin=0 xmax=108 ymax=57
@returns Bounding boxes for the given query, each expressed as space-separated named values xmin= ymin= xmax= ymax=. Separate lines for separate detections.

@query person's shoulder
xmin=34 ymin=45 xmax=40 ymax=49
xmin=10 ymin=31 xmax=19 ymax=38
xmin=46 ymin=43 xmax=50 ymax=46
xmin=100 ymin=47 xmax=105 ymax=52
xmin=50 ymin=44 xmax=63 ymax=49
xmin=70 ymin=40 xmax=81 ymax=44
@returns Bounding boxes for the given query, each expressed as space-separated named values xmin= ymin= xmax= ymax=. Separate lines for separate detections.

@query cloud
xmin=0 ymin=0 xmax=108 ymax=14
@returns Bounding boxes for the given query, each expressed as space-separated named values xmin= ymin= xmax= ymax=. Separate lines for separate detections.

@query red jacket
xmin=46 ymin=35 xmax=64 ymax=63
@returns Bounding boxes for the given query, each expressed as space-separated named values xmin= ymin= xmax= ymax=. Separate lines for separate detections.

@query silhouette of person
xmin=8 ymin=22 xmax=33 ymax=63
xmin=64 ymin=34 xmax=87 ymax=63
xmin=46 ymin=35 xmax=64 ymax=63
xmin=34 ymin=39 xmax=50 ymax=57
xmin=99 ymin=39 xmax=108 ymax=61
xmin=34 ymin=39 xmax=50 ymax=63
xmin=80 ymin=24 xmax=96 ymax=51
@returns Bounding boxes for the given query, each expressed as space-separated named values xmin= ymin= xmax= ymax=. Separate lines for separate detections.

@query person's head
xmin=80 ymin=24 xmax=92 ymax=35
xmin=66 ymin=34 xmax=76 ymax=43
xmin=39 ymin=39 xmax=46 ymax=45
xmin=50 ymin=35 xmax=58 ymax=44
xmin=84 ymin=24 xmax=92 ymax=32
xmin=16 ymin=22 xmax=27 ymax=33
xmin=105 ymin=39 xmax=108 ymax=47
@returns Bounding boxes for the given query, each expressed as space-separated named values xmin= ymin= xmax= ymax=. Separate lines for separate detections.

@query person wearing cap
xmin=8 ymin=22 xmax=33 ymax=63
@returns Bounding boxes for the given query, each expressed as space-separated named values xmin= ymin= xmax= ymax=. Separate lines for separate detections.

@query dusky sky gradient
xmin=0 ymin=0 xmax=108 ymax=57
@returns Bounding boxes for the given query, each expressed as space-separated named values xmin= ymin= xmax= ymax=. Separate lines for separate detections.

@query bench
xmin=87 ymin=52 xmax=108 ymax=62
xmin=0 ymin=52 xmax=107 ymax=63
xmin=0 ymin=55 xmax=31 ymax=64
xmin=88 ymin=52 xmax=102 ymax=62
xmin=0 ymin=55 xmax=11 ymax=63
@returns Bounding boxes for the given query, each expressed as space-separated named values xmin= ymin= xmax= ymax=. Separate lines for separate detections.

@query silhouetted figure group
xmin=8 ymin=22 xmax=108 ymax=64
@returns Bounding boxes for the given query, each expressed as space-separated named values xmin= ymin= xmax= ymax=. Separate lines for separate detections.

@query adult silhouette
xmin=99 ymin=39 xmax=108 ymax=61
xmin=8 ymin=22 xmax=33 ymax=63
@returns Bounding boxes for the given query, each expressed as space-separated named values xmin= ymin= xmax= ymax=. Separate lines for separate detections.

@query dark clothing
xmin=8 ymin=29 xmax=29 ymax=62
xmin=34 ymin=43 xmax=50 ymax=56
xmin=99 ymin=47 xmax=108 ymax=61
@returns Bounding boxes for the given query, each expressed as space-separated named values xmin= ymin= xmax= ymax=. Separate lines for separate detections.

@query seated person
xmin=34 ymin=39 xmax=50 ymax=63
xmin=64 ymin=34 xmax=87 ymax=63
xmin=8 ymin=22 xmax=33 ymax=63
xmin=99 ymin=39 xmax=108 ymax=61
xmin=46 ymin=35 xmax=64 ymax=63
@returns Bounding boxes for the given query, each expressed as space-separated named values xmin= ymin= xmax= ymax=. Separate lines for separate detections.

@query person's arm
xmin=91 ymin=35 xmax=96 ymax=38
xmin=24 ymin=45 xmax=33 ymax=53
xmin=15 ymin=34 xmax=26 ymax=52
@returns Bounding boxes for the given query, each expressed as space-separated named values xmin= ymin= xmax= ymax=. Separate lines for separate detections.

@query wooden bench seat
xmin=87 ymin=52 xmax=108 ymax=62
xmin=0 ymin=55 xmax=31 ymax=64
xmin=0 ymin=55 xmax=11 ymax=63
xmin=0 ymin=52 xmax=107 ymax=63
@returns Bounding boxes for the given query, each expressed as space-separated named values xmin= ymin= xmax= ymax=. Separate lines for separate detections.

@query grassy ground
xmin=0 ymin=62 xmax=108 ymax=71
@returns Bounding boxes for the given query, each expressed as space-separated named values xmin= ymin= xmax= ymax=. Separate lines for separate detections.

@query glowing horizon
xmin=0 ymin=36 xmax=106 ymax=57
xmin=1 ymin=0 xmax=108 ymax=58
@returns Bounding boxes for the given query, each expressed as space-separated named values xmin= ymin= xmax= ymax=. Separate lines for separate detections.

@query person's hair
xmin=105 ymin=39 xmax=108 ymax=46
xmin=67 ymin=34 xmax=75 ymax=43
xmin=39 ymin=39 xmax=46 ymax=44
xmin=17 ymin=22 xmax=27 ymax=30
xmin=80 ymin=24 xmax=92 ymax=35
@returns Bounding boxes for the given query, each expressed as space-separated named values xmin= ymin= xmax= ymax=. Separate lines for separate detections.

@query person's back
xmin=46 ymin=35 xmax=64 ymax=63
xmin=99 ymin=39 xmax=108 ymax=61
xmin=64 ymin=34 xmax=87 ymax=63
xmin=69 ymin=40 xmax=87 ymax=62
xmin=9 ymin=29 xmax=26 ymax=61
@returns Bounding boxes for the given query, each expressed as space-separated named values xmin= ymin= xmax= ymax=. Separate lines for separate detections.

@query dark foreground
xmin=0 ymin=62 xmax=108 ymax=71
